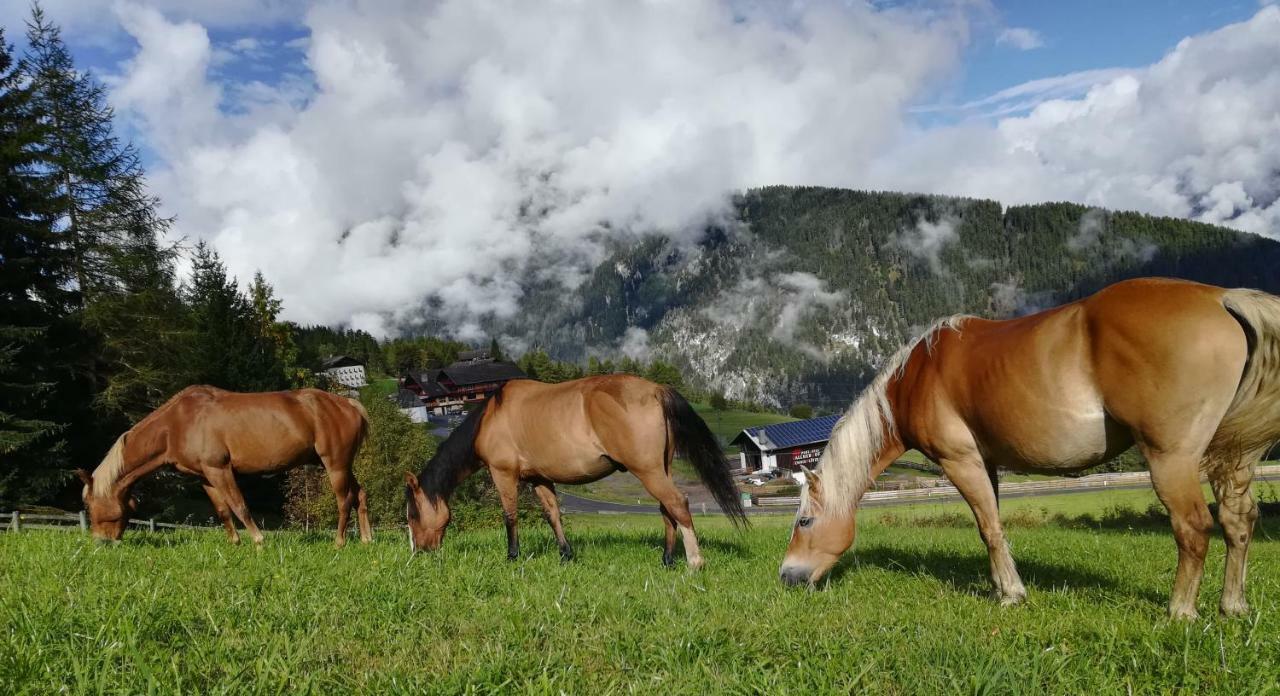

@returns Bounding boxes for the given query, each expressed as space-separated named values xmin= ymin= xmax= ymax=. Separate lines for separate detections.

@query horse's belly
xmin=523 ymin=452 xmax=616 ymax=485
xmin=980 ymin=400 xmax=1117 ymax=471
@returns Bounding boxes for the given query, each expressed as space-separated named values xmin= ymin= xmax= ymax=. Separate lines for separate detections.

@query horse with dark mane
xmin=404 ymin=374 xmax=747 ymax=568
xmin=780 ymin=278 xmax=1280 ymax=619
xmin=78 ymin=386 xmax=371 ymax=546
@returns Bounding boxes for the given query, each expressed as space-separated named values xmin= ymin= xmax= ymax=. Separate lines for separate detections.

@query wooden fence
xmin=4 ymin=510 xmax=204 ymax=533
xmin=754 ymin=464 xmax=1280 ymax=508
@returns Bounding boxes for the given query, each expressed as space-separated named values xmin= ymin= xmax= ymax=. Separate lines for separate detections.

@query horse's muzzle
xmin=779 ymin=565 xmax=812 ymax=587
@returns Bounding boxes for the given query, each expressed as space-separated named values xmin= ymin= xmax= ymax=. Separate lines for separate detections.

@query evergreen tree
xmin=23 ymin=5 xmax=188 ymax=426
xmin=249 ymin=272 xmax=304 ymax=386
xmin=184 ymin=243 xmax=285 ymax=391
xmin=0 ymin=27 xmax=73 ymax=505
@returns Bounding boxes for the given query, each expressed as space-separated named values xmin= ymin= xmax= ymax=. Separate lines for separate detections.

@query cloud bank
xmin=26 ymin=1 xmax=1280 ymax=338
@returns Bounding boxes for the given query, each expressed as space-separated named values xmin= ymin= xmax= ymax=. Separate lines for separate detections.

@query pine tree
xmin=23 ymin=5 xmax=188 ymax=426
xmin=249 ymin=272 xmax=304 ymax=385
xmin=0 ymin=27 xmax=72 ymax=505
xmin=184 ymin=243 xmax=285 ymax=391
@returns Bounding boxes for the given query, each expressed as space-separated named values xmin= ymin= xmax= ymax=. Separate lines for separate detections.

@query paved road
xmin=559 ymin=469 xmax=1280 ymax=516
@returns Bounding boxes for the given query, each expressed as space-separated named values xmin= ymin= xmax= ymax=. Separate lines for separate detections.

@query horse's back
xmin=161 ymin=387 xmax=360 ymax=471
xmin=913 ymin=278 xmax=1250 ymax=469
xmin=480 ymin=375 xmax=667 ymax=480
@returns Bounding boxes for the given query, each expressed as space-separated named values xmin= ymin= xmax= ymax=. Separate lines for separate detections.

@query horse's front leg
xmin=491 ymin=470 xmax=521 ymax=560
xmin=943 ymin=456 xmax=1026 ymax=605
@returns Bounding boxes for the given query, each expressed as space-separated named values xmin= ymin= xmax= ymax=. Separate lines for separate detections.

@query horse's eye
xmin=797 ymin=516 xmax=814 ymax=528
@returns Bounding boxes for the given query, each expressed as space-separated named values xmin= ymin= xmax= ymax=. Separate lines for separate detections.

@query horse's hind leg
xmin=943 ymin=456 xmax=1026 ymax=605
xmin=201 ymin=484 xmax=240 ymax=544
xmin=633 ymin=470 xmax=703 ymax=570
xmin=659 ymin=504 xmax=678 ymax=567
xmin=1210 ymin=451 xmax=1262 ymax=617
xmin=532 ymin=481 xmax=572 ymax=561
xmin=1146 ymin=449 xmax=1214 ymax=619
xmin=205 ymin=466 xmax=265 ymax=545
xmin=324 ymin=467 xmax=360 ymax=548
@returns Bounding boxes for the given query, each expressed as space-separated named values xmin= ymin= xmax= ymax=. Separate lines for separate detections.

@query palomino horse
xmin=78 ymin=386 xmax=371 ymax=546
xmin=780 ymin=278 xmax=1280 ymax=618
xmin=404 ymin=375 xmax=747 ymax=568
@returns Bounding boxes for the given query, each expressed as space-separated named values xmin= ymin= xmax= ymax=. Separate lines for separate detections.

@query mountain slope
xmin=505 ymin=186 xmax=1280 ymax=408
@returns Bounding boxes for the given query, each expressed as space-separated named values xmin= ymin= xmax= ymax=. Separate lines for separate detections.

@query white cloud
xmin=619 ymin=327 xmax=651 ymax=361
xmin=38 ymin=0 xmax=1276 ymax=338
xmin=893 ymin=217 xmax=958 ymax=274
xmin=105 ymin=0 xmax=970 ymax=335
xmin=876 ymin=6 xmax=1280 ymax=241
xmin=997 ymin=27 xmax=1043 ymax=50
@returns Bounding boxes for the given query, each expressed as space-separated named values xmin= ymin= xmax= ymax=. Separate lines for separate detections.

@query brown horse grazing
xmin=404 ymin=375 xmax=747 ymax=568
xmin=77 ymin=386 xmax=371 ymax=546
xmin=780 ymin=278 xmax=1280 ymax=618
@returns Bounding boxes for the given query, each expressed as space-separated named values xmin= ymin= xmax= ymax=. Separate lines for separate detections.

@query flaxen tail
xmin=1212 ymin=288 xmax=1280 ymax=467
xmin=660 ymin=389 xmax=748 ymax=528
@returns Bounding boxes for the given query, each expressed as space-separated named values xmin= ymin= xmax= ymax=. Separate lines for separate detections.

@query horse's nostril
xmin=779 ymin=566 xmax=809 ymax=587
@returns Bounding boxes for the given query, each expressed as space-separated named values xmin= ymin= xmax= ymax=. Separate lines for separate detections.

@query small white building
xmin=393 ymin=389 xmax=429 ymax=423
xmin=320 ymin=355 xmax=368 ymax=390
xmin=731 ymin=415 xmax=840 ymax=473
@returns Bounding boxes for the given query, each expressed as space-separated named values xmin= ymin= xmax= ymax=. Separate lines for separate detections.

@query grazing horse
xmin=780 ymin=278 xmax=1280 ymax=618
xmin=404 ymin=375 xmax=747 ymax=568
xmin=78 ymin=386 xmax=371 ymax=546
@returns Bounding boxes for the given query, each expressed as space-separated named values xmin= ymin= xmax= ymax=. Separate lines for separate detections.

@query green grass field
xmin=3 ymin=488 xmax=1279 ymax=694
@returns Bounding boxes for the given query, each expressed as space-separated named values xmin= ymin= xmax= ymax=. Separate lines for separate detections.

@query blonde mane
xmin=91 ymin=434 xmax=128 ymax=497
xmin=801 ymin=315 xmax=968 ymax=518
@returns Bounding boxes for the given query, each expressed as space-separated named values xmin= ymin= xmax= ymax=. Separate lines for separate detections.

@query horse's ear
xmin=800 ymin=465 xmax=820 ymax=489
xmin=403 ymin=472 xmax=420 ymax=490
xmin=75 ymin=469 xmax=93 ymax=487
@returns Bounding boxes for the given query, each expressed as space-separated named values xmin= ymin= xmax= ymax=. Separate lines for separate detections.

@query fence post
xmin=148 ymin=518 xmax=156 ymax=533
xmin=11 ymin=511 xmax=20 ymax=532
xmin=79 ymin=510 xmax=88 ymax=531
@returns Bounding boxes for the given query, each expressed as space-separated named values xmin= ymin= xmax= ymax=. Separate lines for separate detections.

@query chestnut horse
xmin=780 ymin=278 xmax=1280 ymax=618
xmin=404 ymin=375 xmax=747 ymax=568
xmin=78 ymin=386 xmax=371 ymax=546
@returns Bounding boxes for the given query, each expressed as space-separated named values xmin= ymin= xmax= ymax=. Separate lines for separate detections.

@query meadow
xmin=3 ymin=488 xmax=1279 ymax=694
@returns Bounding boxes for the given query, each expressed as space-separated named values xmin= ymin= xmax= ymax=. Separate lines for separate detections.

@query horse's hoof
xmin=1219 ymin=601 xmax=1250 ymax=618
xmin=1168 ymin=606 xmax=1200 ymax=621
xmin=661 ymin=553 xmax=675 ymax=568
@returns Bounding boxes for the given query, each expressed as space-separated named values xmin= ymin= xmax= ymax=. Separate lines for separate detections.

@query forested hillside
xmin=503 ymin=186 xmax=1280 ymax=409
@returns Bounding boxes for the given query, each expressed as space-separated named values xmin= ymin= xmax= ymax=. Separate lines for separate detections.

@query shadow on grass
xmin=568 ymin=530 xmax=751 ymax=560
xmin=844 ymin=544 xmax=1167 ymax=606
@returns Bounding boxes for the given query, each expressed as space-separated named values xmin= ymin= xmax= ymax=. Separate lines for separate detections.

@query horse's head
xmin=779 ymin=467 xmax=855 ymax=587
xmin=404 ymin=472 xmax=450 ymax=552
xmin=76 ymin=469 xmax=137 ymax=542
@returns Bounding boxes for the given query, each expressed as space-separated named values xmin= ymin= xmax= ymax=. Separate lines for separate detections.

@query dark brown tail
xmin=660 ymin=389 xmax=748 ymax=528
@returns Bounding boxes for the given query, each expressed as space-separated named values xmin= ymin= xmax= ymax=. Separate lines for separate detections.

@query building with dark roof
xmin=400 ymin=360 xmax=527 ymax=414
xmin=320 ymin=355 xmax=367 ymax=390
xmin=731 ymin=414 xmax=840 ymax=473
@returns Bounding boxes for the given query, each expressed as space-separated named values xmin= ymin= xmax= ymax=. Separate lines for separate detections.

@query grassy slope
xmin=3 ymin=487 xmax=1279 ymax=693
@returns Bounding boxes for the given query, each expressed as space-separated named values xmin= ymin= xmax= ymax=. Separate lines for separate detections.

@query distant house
xmin=320 ymin=355 xmax=367 ymax=390
xmin=400 ymin=358 xmax=527 ymax=415
xmin=731 ymin=415 xmax=840 ymax=473
xmin=454 ymin=348 xmax=492 ymax=364
xmin=393 ymin=388 xmax=429 ymax=423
